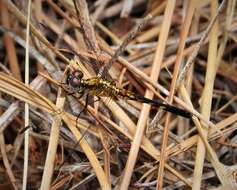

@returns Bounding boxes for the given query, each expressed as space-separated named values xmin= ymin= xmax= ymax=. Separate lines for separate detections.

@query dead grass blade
xmin=0 ymin=73 xmax=111 ymax=190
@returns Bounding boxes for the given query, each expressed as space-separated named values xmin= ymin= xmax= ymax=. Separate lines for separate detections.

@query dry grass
xmin=0 ymin=0 xmax=237 ymax=189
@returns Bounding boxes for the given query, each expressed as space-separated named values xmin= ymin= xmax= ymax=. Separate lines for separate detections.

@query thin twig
xmin=177 ymin=0 xmax=227 ymax=87
xmin=98 ymin=14 xmax=152 ymax=77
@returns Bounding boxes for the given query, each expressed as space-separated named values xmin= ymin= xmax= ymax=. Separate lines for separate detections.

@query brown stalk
xmin=157 ymin=1 xmax=196 ymax=189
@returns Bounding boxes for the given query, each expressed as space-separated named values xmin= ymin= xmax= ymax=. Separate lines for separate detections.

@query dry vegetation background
xmin=0 ymin=0 xmax=237 ymax=190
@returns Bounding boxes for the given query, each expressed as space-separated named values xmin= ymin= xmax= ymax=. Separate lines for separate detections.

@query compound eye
xmin=66 ymin=74 xmax=81 ymax=87
xmin=72 ymin=70 xmax=83 ymax=80
xmin=66 ymin=74 xmax=73 ymax=85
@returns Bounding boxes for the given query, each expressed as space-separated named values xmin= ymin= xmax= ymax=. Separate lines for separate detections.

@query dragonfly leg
xmin=75 ymin=94 xmax=89 ymax=125
xmin=67 ymin=91 xmax=84 ymax=97
xmin=74 ymin=95 xmax=102 ymax=132
xmin=60 ymin=82 xmax=67 ymax=85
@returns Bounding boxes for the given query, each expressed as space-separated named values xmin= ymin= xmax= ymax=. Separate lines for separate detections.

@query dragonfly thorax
xmin=66 ymin=70 xmax=84 ymax=88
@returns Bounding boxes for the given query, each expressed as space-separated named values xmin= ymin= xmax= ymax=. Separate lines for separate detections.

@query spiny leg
xmin=75 ymin=93 xmax=89 ymax=126
xmin=72 ymin=96 xmax=100 ymax=149
xmin=74 ymin=95 xmax=102 ymax=145
xmin=57 ymin=93 xmax=89 ymax=171
xmin=62 ymin=96 xmax=100 ymax=166
xmin=67 ymin=91 xmax=84 ymax=97
xmin=75 ymin=95 xmax=100 ymax=123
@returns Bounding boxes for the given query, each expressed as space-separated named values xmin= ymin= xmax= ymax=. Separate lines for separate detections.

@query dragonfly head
xmin=66 ymin=70 xmax=84 ymax=88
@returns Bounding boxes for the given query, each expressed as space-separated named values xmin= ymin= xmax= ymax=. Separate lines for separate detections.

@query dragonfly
xmin=64 ymin=69 xmax=191 ymax=119
xmin=34 ymin=1 xmax=193 ymax=179
xmin=62 ymin=1 xmax=192 ymax=120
